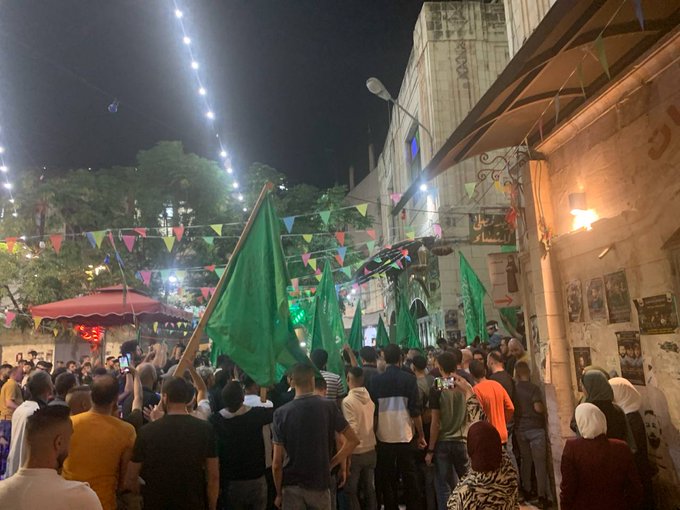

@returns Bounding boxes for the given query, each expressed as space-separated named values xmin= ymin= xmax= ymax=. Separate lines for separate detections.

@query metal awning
xmin=394 ymin=0 xmax=680 ymax=214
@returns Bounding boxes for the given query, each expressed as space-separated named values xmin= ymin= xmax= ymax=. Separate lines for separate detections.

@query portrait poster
xmin=586 ymin=277 xmax=607 ymax=321
xmin=469 ymin=211 xmax=516 ymax=245
xmin=616 ymin=331 xmax=645 ymax=386
xmin=634 ymin=294 xmax=679 ymax=335
xmin=486 ymin=253 xmax=522 ymax=309
xmin=604 ymin=271 xmax=631 ymax=323
xmin=573 ymin=347 xmax=592 ymax=392
xmin=566 ymin=280 xmax=583 ymax=322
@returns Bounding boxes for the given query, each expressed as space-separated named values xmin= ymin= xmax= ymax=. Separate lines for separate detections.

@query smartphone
xmin=119 ymin=354 xmax=130 ymax=373
xmin=435 ymin=376 xmax=455 ymax=391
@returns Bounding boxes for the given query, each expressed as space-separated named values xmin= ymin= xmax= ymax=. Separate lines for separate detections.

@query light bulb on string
xmin=12 ymin=212 xmax=17 ymax=217
xmin=238 ymin=194 xmax=244 ymax=201
xmin=191 ymin=61 xmax=199 ymax=70
xmin=174 ymin=9 xmax=183 ymax=18
xmin=233 ymin=182 xmax=239 ymax=189
xmin=3 ymin=182 xmax=12 ymax=189
xmin=243 ymin=207 xmax=248 ymax=212
xmin=206 ymin=111 xmax=215 ymax=120
xmin=0 ymin=166 xmax=7 ymax=173
xmin=198 ymin=87 xmax=206 ymax=96
xmin=220 ymin=150 xmax=227 ymax=158
xmin=9 ymin=198 xmax=15 ymax=203
xmin=0 ymin=147 xmax=4 ymax=154
xmin=226 ymin=167 xmax=233 ymax=174
xmin=183 ymin=36 xmax=191 ymax=45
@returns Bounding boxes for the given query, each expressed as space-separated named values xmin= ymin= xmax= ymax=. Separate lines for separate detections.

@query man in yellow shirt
xmin=62 ymin=375 xmax=136 ymax=510
xmin=1 ymin=367 xmax=23 ymax=478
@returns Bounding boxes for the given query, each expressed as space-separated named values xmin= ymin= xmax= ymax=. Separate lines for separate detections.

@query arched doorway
xmin=410 ymin=298 xmax=432 ymax=347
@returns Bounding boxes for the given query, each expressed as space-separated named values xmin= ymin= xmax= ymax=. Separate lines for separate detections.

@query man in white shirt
xmin=5 ymin=371 xmax=53 ymax=478
xmin=0 ymin=405 xmax=102 ymax=509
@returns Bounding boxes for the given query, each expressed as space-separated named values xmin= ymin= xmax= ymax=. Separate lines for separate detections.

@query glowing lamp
xmin=569 ymin=192 xmax=598 ymax=231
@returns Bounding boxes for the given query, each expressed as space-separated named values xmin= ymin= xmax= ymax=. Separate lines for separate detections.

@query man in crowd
xmin=486 ymin=320 xmax=503 ymax=350
xmin=272 ymin=363 xmax=359 ymax=509
xmin=425 ymin=352 xmax=485 ymax=510
xmin=49 ymin=372 xmax=77 ymax=408
xmin=412 ymin=355 xmax=436 ymax=510
xmin=369 ymin=343 xmax=427 ymax=510
xmin=310 ymin=349 xmax=345 ymax=402
xmin=62 ymin=375 xmax=136 ymax=510
xmin=105 ymin=356 xmax=116 ymax=373
xmin=0 ymin=406 xmax=103 ymax=509
xmin=487 ymin=351 xmax=514 ymax=402
xmin=450 ymin=349 xmax=475 ymax=387
xmin=508 ymin=338 xmax=530 ymax=374
xmin=5 ymin=370 xmax=53 ymax=478
xmin=121 ymin=362 xmax=159 ymax=424
xmin=0 ymin=365 xmax=22 ymax=478
xmin=65 ymin=385 xmax=92 ymax=416
xmin=125 ymin=377 xmax=219 ymax=510
xmin=514 ymin=361 xmax=553 ymax=508
xmin=211 ymin=380 xmax=273 ymax=510
xmin=470 ymin=360 xmax=514 ymax=446
xmin=358 ymin=347 xmax=379 ymax=389
xmin=66 ymin=361 xmax=78 ymax=379
xmin=342 ymin=367 xmax=377 ymax=510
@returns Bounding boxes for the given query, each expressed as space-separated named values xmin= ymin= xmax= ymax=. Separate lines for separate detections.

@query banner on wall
xmin=616 ymin=331 xmax=645 ymax=386
xmin=634 ymin=293 xmax=679 ymax=335
xmin=486 ymin=253 xmax=522 ymax=309
xmin=586 ymin=277 xmax=607 ymax=321
xmin=572 ymin=346 xmax=592 ymax=393
xmin=566 ymin=280 xmax=583 ymax=322
xmin=604 ymin=270 xmax=631 ymax=323
xmin=469 ymin=211 xmax=516 ymax=245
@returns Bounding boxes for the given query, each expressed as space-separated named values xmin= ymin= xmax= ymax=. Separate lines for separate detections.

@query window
xmin=406 ymin=129 xmax=422 ymax=183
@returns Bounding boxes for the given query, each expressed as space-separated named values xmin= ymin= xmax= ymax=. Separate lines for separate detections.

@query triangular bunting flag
xmin=5 ymin=237 xmax=17 ymax=254
xmin=539 ymin=115 xmax=544 ymax=141
xmin=302 ymin=234 xmax=313 ymax=243
xmin=315 ymin=274 xmax=323 ymax=282
xmin=366 ymin=240 xmax=375 ymax=252
xmin=153 ymin=322 xmax=158 ymax=333
xmin=341 ymin=267 xmax=352 ymax=278
xmin=433 ymin=223 xmax=442 ymax=238
xmin=139 ymin=270 xmax=152 ymax=286
xmin=308 ymin=258 xmax=317 ymax=271
xmin=373 ymin=257 xmax=382 ymax=263
xmin=122 ymin=235 xmax=136 ymax=252
xmin=107 ymin=231 xmax=115 ymax=249
xmin=200 ymin=287 xmax=210 ymax=300
xmin=494 ymin=180 xmax=503 ymax=193
xmin=134 ymin=228 xmax=147 ymax=238
xmin=33 ymin=316 xmax=42 ymax=331
xmin=366 ymin=229 xmax=376 ymax=240
xmin=283 ymin=216 xmax=295 ymax=234
xmin=163 ymin=236 xmax=175 ymax=252
xmin=91 ymin=230 xmax=106 ymax=248
xmin=214 ymin=267 xmax=225 ymax=279
xmin=364 ymin=268 xmax=370 ymax=276
xmin=203 ymin=236 xmax=214 ymax=245
xmin=85 ymin=232 xmax=96 ymax=248
xmin=355 ymin=203 xmax=368 ymax=216
xmin=577 ymin=61 xmax=586 ymax=97
xmin=554 ymin=94 xmax=560 ymax=125
xmin=115 ymin=252 xmax=125 ymax=268
xmin=594 ymin=35 xmax=610 ymax=79
xmin=204 ymin=264 xmax=216 ymax=272
xmin=159 ymin=269 xmax=172 ymax=281
xmin=175 ymin=270 xmax=187 ymax=280
xmin=301 ymin=253 xmax=312 ymax=267
xmin=337 ymin=246 xmax=347 ymax=262
xmin=334 ymin=254 xmax=344 ymax=266
xmin=390 ymin=193 xmax=402 ymax=205
xmin=50 ymin=234 xmax=63 ymax=254
xmin=464 ymin=182 xmax=477 ymax=199
xmin=173 ymin=226 xmax=185 ymax=242
xmin=391 ymin=262 xmax=400 ymax=270
xmin=53 ymin=328 xmax=59 ymax=337
xmin=406 ymin=229 xmax=415 ymax=241
xmin=632 ymin=0 xmax=644 ymax=30
xmin=211 ymin=224 xmax=223 ymax=236
xmin=5 ymin=311 xmax=16 ymax=327
xmin=319 ymin=210 xmax=331 ymax=225
xmin=291 ymin=278 xmax=299 ymax=292
xmin=335 ymin=232 xmax=345 ymax=246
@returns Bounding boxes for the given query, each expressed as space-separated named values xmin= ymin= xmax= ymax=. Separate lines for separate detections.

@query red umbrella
xmin=29 ymin=285 xmax=193 ymax=326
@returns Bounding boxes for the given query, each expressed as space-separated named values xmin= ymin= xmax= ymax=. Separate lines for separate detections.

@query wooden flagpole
xmin=172 ymin=182 xmax=274 ymax=378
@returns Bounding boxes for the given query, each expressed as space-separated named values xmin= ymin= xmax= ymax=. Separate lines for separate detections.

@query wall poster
xmin=586 ymin=277 xmax=607 ymax=321
xmin=566 ymin=280 xmax=583 ymax=322
xmin=469 ymin=210 xmax=516 ymax=245
xmin=616 ymin=331 xmax=645 ymax=386
xmin=573 ymin=347 xmax=592 ymax=392
xmin=634 ymin=293 xmax=679 ymax=335
xmin=604 ymin=270 xmax=631 ymax=323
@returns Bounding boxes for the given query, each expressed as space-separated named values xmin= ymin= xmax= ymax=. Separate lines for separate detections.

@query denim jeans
xmin=433 ymin=440 xmax=468 ymax=510
xmin=345 ymin=450 xmax=377 ymax=510
xmin=226 ymin=476 xmax=267 ymax=510
xmin=282 ymin=486 xmax=331 ymax=510
xmin=376 ymin=441 xmax=420 ymax=510
xmin=516 ymin=428 xmax=552 ymax=500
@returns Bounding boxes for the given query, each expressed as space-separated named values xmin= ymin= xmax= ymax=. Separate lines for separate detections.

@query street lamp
xmin=366 ymin=77 xmax=434 ymax=147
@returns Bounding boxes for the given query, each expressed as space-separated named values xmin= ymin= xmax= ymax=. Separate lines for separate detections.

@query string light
xmin=0 ymin=166 xmax=7 ymax=173
xmin=233 ymin=182 xmax=239 ymax=189
xmin=219 ymin=150 xmax=227 ymax=158
xmin=190 ymin=61 xmax=199 ymax=70
xmin=206 ymin=110 xmax=215 ymax=120
xmin=0 ymin=147 xmax=4 ymax=154
xmin=174 ymin=9 xmax=183 ymax=18
xmin=182 ymin=36 xmax=191 ymax=45
xmin=226 ymin=167 xmax=233 ymax=174
xmin=0 ymin=137 xmax=18 ymax=217
xmin=198 ymin=87 xmax=206 ymax=96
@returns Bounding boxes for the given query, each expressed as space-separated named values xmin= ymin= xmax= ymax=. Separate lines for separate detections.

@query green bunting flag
xmin=310 ymin=262 xmax=347 ymax=390
xmin=459 ymin=252 xmax=487 ymax=345
xmin=214 ymin=267 xmax=225 ymax=279
xmin=205 ymin=192 xmax=310 ymax=387
xmin=464 ymin=182 xmax=477 ymax=199
xmin=92 ymin=230 xmax=106 ymax=249
xmin=595 ymin=35 xmax=610 ymax=79
xmin=395 ymin=278 xmax=421 ymax=349
xmin=376 ymin=315 xmax=391 ymax=348
xmin=341 ymin=267 xmax=352 ymax=278
xmin=366 ymin=240 xmax=375 ymax=252
xmin=348 ymin=300 xmax=363 ymax=352
xmin=319 ymin=210 xmax=331 ymax=225
xmin=406 ymin=228 xmax=415 ymax=241
xmin=203 ymin=236 xmax=214 ymax=245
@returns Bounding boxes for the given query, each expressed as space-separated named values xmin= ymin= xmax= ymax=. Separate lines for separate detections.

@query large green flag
xmin=376 ymin=316 xmax=390 ymax=348
xmin=460 ymin=252 xmax=487 ymax=345
xmin=310 ymin=262 xmax=347 ymax=387
xmin=206 ymin=193 xmax=309 ymax=386
xmin=396 ymin=287 xmax=421 ymax=349
xmin=348 ymin=300 xmax=363 ymax=352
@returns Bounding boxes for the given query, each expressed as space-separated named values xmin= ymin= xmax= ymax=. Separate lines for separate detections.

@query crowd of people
xmin=0 ymin=327 xmax=654 ymax=510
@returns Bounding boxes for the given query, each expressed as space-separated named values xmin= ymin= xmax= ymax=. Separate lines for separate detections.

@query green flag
xmin=310 ymin=263 xmax=346 ymax=387
xmin=459 ymin=252 xmax=487 ymax=345
xmin=348 ymin=301 xmax=363 ymax=352
xmin=376 ymin=316 xmax=390 ymax=348
xmin=395 ymin=285 xmax=421 ymax=349
xmin=206 ymin=193 xmax=309 ymax=386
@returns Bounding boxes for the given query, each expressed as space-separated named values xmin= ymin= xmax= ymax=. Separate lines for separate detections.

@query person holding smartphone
xmin=425 ymin=352 xmax=485 ymax=510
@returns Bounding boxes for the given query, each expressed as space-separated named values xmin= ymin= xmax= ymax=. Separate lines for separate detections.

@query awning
xmin=29 ymin=285 xmax=193 ymax=326
xmin=394 ymin=0 xmax=680 ymax=213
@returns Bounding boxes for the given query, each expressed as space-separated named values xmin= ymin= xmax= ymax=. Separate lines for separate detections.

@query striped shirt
xmin=321 ymin=370 xmax=345 ymax=400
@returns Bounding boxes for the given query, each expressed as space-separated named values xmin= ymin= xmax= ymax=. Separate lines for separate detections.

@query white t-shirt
xmin=243 ymin=394 xmax=274 ymax=468
xmin=5 ymin=401 xmax=39 ymax=478
xmin=0 ymin=468 xmax=102 ymax=509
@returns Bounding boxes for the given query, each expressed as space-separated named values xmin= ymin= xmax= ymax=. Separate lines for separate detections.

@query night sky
xmin=0 ymin=1 xmax=425 ymax=188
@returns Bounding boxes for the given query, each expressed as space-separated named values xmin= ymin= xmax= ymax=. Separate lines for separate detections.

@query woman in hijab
xmin=447 ymin=421 xmax=518 ymax=510
xmin=561 ymin=403 xmax=642 ymax=510
xmin=610 ymin=377 xmax=655 ymax=509
xmin=570 ymin=370 xmax=628 ymax=441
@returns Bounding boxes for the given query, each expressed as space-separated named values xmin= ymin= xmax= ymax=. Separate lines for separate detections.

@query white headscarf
xmin=609 ymin=377 xmax=642 ymax=414
xmin=575 ymin=403 xmax=607 ymax=439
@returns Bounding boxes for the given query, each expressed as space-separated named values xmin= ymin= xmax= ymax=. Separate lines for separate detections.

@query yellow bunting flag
xmin=211 ymin=224 xmax=223 ymax=236
xmin=309 ymin=258 xmax=317 ymax=270
xmin=355 ymin=203 xmax=368 ymax=216
xmin=53 ymin=328 xmax=59 ymax=337
xmin=163 ymin=236 xmax=175 ymax=252
xmin=92 ymin=230 xmax=106 ymax=248
xmin=153 ymin=322 xmax=159 ymax=333
xmin=315 ymin=274 xmax=323 ymax=282
xmin=303 ymin=234 xmax=313 ymax=243
xmin=33 ymin=316 xmax=42 ymax=331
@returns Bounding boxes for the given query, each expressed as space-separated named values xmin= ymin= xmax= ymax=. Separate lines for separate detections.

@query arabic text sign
xmin=469 ymin=212 xmax=516 ymax=245
xmin=486 ymin=253 xmax=522 ymax=309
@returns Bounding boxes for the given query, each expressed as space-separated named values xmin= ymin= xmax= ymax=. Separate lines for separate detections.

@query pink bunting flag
xmin=173 ymin=225 xmax=185 ymax=242
xmin=50 ymin=234 xmax=63 ymax=254
xmin=204 ymin=264 xmax=216 ymax=272
xmin=197 ymin=296 xmax=204 ymax=304
xmin=122 ymin=235 xmax=136 ymax=252
xmin=364 ymin=268 xmax=370 ymax=276
xmin=315 ymin=268 xmax=321 ymax=275
xmin=291 ymin=278 xmax=299 ymax=292
xmin=433 ymin=223 xmax=442 ymax=238
xmin=352 ymin=283 xmax=360 ymax=292
xmin=5 ymin=311 xmax=16 ymax=327
xmin=133 ymin=228 xmax=147 ymax=238
xmin=301 ymin=253 xmax=312 ymax=267
xmin=5 ymin=237 xmax=17 ymax=253
xmin=390 ymin=193 xmax=402 ymax=205
xmin=209 ymin=287 xmax=216 ymax=296
xmin=397 ymin=259 xmax=404 ymax=269
xmin=366 ymin=229 xmax=376 ymax=240
xmin=385 ymin=244 xmax=392 ymax=250
xmin=107 ymin=231 xmax=115 ymax=248
xmin=200 ymin=287 xmax=210 ymax=300
xmin=335 ymin=232 xmax=345 ymax=246
xmin=139 ymin=270 xmax=152 ymax=286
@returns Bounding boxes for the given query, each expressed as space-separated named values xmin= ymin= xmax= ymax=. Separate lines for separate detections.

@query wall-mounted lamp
xmin=569 ymin=192 xmax=587 ymax=215
xmin=569 ymin=192 xmax=598 ymax=231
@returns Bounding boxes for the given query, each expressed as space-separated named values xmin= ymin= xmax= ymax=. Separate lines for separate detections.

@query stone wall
xmin=502 ymin=0 xmax=555 ymax=56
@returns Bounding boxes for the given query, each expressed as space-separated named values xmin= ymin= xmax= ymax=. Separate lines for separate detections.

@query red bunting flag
xmin=122 ymin=235 xmax=136 ymax=252
xmin=5 ymin=237 xmax=17 ymax=253
xmin=139 ymin=270 xmax=152 ymax=286
xmin=107 ymin=231 xmax=115 ymax=248
xmin=204 ymin=264 xmax=216 ymax=272
xmin=366 ymin=229 xmax=376 ymax=240
xmin=335 ymin=254 xmax=344 ymax=266
xmin=173 ymin=225 xmax=185 ymax=242
xmin=335 ymin=232 xmax=345 ymax=246
xmin=200 ymin=287 xmax=210 ymax=299
xmin=50 ymin=234 xmax=63 ymax=254
xmin=133 ymin=228 xmax=147 ymax=238
xmin=5 ymin=311 xmax=16 ymax=327
xmin=197 ymin=296 xmax=204 ymax=304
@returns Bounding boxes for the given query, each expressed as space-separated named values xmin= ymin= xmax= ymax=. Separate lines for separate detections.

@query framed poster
xmin=586 ymin=277 xmax=607 ymax=321
xmin=573 ymin=347 xmax=592 ymax=392
xmin=566 ymin=280 xmax=583 ymax=322
xmin=604 ymin=271 xmax=631 ymax=323
xmin=616 ymin=331 xmax=645 ymax=386
xmin=634 ymin=294 xmax=679 ymax=335
xmin=486 ymin=253 xmax=522 ymax=309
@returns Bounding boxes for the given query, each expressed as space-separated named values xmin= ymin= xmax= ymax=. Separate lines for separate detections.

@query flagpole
xmin=173 ymin=182 xmax=275 ymax=377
